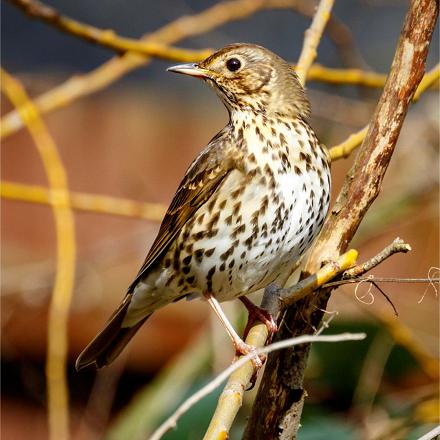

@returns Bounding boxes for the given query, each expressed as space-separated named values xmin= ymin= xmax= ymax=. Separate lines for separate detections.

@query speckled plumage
xmin=76 ymin=44 xmax=331 ymax=370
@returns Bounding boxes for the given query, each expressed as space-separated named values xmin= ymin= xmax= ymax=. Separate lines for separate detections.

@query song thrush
xmin=76 ymin=43 xmax=331 ymax=370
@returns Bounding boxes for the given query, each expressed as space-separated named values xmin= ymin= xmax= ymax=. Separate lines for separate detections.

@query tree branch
xmin=342 ymin=237 xmax=411 ymax=278
xmin=244 ymin=1 xmax=438 ymax=438
xmin=296 ymin=0 xmax=335 ymax=85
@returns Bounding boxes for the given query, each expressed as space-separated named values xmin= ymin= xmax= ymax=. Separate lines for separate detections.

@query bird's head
xmin=168 ymin=43 xmax=310 ymax=119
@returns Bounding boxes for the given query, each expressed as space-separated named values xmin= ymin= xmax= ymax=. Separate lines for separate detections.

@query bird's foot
xmin=240 ymin=297 xmax=278 ymax=343
xmin=234 ymin=339 xmax=266 ymax=388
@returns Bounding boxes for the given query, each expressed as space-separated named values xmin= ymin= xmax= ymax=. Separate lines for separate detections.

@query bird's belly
xmin=169 ymin=167 xmax=329 ymax=302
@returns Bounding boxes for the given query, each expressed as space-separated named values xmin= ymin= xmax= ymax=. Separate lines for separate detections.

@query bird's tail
xmin=75 ymin=295 xmax=150 ymax=371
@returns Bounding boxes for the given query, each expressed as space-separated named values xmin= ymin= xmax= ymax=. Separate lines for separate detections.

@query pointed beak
xmin=167 ymin=63 xmax=211 ymax=79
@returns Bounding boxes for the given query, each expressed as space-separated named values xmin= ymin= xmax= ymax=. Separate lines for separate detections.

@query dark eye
xmin=226 ymin=58 xmax=241 ymax=72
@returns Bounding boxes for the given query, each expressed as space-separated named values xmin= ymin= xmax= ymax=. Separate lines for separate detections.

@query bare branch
xmin=151 ymin=332 xmax=366 ymax=440
xmin=296 ymin=0 xmax=335 ymax=85
xmin=417 ymin=425 xmax=440 ymax=440
xmin=343 ymin=237 xmax=411 ymax=279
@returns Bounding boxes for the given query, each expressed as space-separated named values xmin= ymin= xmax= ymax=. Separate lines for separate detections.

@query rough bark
xmin=243 ymin=1 xmax=439 ymax=438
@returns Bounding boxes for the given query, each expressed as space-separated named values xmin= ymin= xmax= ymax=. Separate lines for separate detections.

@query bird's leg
xmin=204 ymin=293 xmax=263 ymax=370
xmin=240 ymin=296 xmax=278 ymax=343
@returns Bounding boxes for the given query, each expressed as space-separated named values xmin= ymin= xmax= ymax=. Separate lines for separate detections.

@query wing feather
xmin=128 ymin=128 xmax=235 ymax=292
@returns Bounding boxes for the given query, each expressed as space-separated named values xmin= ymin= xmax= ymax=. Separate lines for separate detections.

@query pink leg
xmin=240 ymin=296 xmax=278 ymax=342
xmin=204 ymin=293 xmax=263 ymax=369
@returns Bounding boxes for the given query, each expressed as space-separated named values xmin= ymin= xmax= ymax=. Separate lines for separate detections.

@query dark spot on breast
xmin=231 ymin=223 xmax=246 ymax=238
xmin=194 ymin=249 xmax=204 ymax=263
xmin=207 ymin=212 xmax=220 ymax=230
xmin=205 ymin=248 xmax=215 ymax=257
xmin=207 ymin=229 xmax=218 ymax=238
xmin=193 ymin=231 xmax=206 ymax=240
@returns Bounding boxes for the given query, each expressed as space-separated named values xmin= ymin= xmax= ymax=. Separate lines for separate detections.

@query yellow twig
xmin=0 ymin=0 xmax=296 ymax=140
xmin=8 ymin=0 xmax=213 ymax=61
xmin=1 ymin=69 xmax=76 ymax=440
xmin=413 ymin=62 xmax=440 ymax=100
xmin=307 ymin=63 xmax=387 ymax=87
xmin=296 ymin=0 xmax=335 ymax=85
xmin=329 ymin=64 xmax=439 ymax=161
xmin=329 ymin=125 xmax=369 ymax=160
xmin=1 ymin=181 xmax=166 ymax=221
xmin=203 ymin=250 xmax=359 ymax=440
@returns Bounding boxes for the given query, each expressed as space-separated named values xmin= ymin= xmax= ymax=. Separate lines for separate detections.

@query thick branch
xmin=245 ymin=1 xmax=438 ymax=439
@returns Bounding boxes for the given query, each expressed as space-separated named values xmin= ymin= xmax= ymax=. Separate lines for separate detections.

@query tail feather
xmin=75 ymin=295 xmax=150 ymax=371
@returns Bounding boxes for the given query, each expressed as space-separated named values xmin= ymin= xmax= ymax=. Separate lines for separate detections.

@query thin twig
xmin=1 ymin=180 xmax=166 ymax=221
xmin=323 ymin=276 xmax=440 ymax=287
xmin=151 ymin=332 xmax=366 ymax=440
xmin=343 ymin=237 xmax=411 ymax=278
xmin=1 ymin=69 xmax=76 ymax=440
xmin=296 ymin=0 xmax=335 ymax=85
xmin=372 ymin=281 xmax=398 ymax=316
xmin=416 ymin=425 xmax=440 ymax=440
xmin=7 ymin=0 xmax=213 ymax=61
xmin=278 ymin=249 xmax=359 ymax=304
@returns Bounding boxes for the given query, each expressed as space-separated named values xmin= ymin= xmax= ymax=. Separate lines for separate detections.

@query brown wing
xmin=127 ymin=128 xmax=236 ymax=293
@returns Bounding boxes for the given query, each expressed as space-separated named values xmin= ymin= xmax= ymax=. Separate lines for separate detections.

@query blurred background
xmin=1 ymin=0 xmax=439 ymax=439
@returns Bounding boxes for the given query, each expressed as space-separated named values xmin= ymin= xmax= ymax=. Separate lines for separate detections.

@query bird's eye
xmin=226 ymin=58 xmax=241 ymax=72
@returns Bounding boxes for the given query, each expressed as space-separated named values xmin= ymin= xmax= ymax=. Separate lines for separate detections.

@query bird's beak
xmin=167 ymin=63 xmax=211 ymax=79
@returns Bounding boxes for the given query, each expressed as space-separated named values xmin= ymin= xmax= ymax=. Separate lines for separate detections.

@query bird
xmin=75 ymin=43 xmax=331 ymax=371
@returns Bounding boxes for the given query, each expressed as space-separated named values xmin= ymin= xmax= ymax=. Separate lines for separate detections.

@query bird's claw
xmin=242 ymin=303 xmax=278 ymax=343
xmin=234 ymin=340 xmax=266 ymax=389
